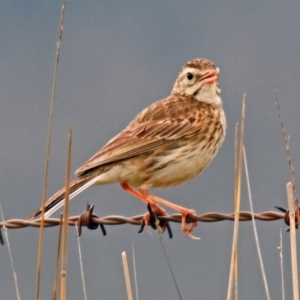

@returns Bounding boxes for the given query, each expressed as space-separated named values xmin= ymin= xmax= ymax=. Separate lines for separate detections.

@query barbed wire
xmin=0 ymin=207 xmax=293 ymax=230
xmin=0 ymin=203 xmax=296 ymax=244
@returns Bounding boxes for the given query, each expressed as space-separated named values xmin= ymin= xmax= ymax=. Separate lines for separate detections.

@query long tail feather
xmin=28 ymin=173 xmax=104 ymax=220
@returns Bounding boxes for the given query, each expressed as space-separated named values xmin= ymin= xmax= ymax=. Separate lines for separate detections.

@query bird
xmin=29 ymin=58 xmax=226 ymax=238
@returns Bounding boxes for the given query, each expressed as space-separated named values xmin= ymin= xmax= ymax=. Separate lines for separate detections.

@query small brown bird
xmin=30 ymin=58 xmax=226 ymax=238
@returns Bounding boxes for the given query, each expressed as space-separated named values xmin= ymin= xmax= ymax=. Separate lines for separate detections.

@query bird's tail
xmin=28 ymin=173 xmax=104 ymax=220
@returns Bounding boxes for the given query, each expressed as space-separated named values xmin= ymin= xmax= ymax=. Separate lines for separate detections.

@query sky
xmin=1 ymin=1 xmax=300 ymax=299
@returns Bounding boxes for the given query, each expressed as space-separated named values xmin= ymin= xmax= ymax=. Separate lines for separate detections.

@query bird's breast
xmin=144 ymin=107 xmax=226 ymax=188
xmin=97 ymin=106 xmax=226 ymax=190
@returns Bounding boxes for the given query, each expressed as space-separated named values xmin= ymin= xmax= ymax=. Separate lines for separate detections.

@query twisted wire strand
xmin=0 ymin=211 xmax=286 ymax=229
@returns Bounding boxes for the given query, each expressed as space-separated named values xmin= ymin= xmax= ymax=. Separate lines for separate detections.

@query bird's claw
xmin=138 ymin=203 xmax=173 ymax=239
xmin=181 ymin=209 xmax=200 ymax=240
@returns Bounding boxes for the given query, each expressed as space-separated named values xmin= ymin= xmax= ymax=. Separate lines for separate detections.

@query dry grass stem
xmin=234 ymin=256 xmax=238 ymax=300
xmin=0 ymin=203 xmax=21 ymax=300
xmin=243 ymin=146 xmax=270 ymax=300
xmin=60 ymin=127 xmax=72 ymax=300
xmin=287 ymin=182 xmax=299 ymax=300
xmin=158 ymin=234 xmax=183 ymax=300
xmin=121 ymin=251 xmax=133 ymax=300
xmin=234 ymin=123 xmax=239 ymax=300
xmin=274 ymin=88 xmax=300 ymax=244
xmin=51 ymin=213 xmax=63 ymax=300
xmin=132 ymin=243 xmax=139 ymax=300
xmin=75 ymin=224 xmax=88 ymax=300
xmin=277 ymin=229 xmax=285 ymax=300
xmin=274 ymin=87 xmax=298 ymax=202
xmin=35 ymin=1 xmax=67 ymax=299
xmin=234 ymin=123 xmax=239 ymax=211
xmin=227 ymin=94 xmax=246 ymax=300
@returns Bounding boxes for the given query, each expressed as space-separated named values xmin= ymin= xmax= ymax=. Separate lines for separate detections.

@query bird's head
xmin=172 ymin=58 xmax=222 ymax=105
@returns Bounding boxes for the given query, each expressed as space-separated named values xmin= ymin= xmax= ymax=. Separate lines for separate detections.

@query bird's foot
xmin=138 ymin=202 xmax=173 ymax=238
xmin=181 ymin=209 xmax=200 ymax=240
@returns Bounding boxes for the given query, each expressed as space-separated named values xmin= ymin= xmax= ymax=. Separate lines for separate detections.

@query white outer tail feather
xmin=42 ymin=174 xmax=104 ymax=219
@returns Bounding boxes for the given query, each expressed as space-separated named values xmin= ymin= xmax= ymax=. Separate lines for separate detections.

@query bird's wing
xmin=75 ymin=117 xmax=203 ymax=175
xmin=75 ymin=95 xmax=214 ymax=175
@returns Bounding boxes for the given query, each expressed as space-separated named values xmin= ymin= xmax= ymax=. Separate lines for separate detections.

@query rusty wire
xmin=0 ymin=208 xmax=292 ymax=230
xmin=0 ymin=205 xmax=297 ymax=244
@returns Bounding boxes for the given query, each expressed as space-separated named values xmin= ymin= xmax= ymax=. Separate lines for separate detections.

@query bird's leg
xmin=145 ymin=192 xmax=199 ymax=239
xmin=120 ymin=183 xmax=169 ymax=233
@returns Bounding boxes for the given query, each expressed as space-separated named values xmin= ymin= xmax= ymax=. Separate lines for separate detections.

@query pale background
xmin=1 ymin=1 xmax=300 ymax=299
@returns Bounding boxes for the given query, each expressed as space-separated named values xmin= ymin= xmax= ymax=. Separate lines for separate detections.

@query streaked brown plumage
xmin=30 ymin=58 xmax=226 ymax=238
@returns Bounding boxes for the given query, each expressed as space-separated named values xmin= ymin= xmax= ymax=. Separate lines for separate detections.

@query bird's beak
xmin=199 ymin=68 xmax=219 ymax=84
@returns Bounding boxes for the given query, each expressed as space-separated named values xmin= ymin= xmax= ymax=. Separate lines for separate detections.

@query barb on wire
xmin=77 ymin=203 xmax=106 ymax=237
xmin=0 ymin=228 xmax=4 ymax=245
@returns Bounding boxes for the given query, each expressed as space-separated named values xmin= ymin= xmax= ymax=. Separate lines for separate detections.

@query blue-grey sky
xmin=1 ymin=1 xmax=300 ymax=299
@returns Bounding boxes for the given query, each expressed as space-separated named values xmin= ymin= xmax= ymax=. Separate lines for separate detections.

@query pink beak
xmin=199 ymin=68 xmax=219 ymax=84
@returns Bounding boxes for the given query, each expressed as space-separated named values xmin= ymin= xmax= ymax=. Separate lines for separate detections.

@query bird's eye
xmin=187 ymin=73 xmax=194 ymax=80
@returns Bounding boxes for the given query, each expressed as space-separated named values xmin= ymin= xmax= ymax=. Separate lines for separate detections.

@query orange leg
xmin=120 ymin=183 xmax=169 ymax=233
xmin=146 ymin=192 xmax=199 ymax=239
xmin=120 ymin=183 xmax=199 ymax=239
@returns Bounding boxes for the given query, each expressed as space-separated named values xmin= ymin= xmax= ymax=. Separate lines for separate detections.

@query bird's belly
xmin=143 ymin=144 xmax=218 ymax=188
xmin=95 ymin=136 xmax=223 ymax=189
